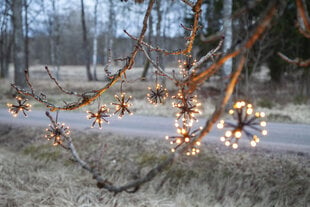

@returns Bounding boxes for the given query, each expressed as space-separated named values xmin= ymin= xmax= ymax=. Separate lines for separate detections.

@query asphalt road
xmin=0 ymin=108 xmax=309 ymax=153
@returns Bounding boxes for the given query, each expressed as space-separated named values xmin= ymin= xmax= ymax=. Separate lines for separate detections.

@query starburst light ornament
xmin=112 ymin=93 xmax=133 ymax=118
xmin=86 ymin=105 xmax=111 ymax=129
xmin=172 ymin=91 xmax=201 ymax=127
xmin=165 ymin=125 xmax=202 ymax=156
xmin=147 ymin=83 xmax=168 ymax=105
xmin=7 ymin=96 xmax=32 ymax=117
xmin=45 ymin=122 xmax=71 ymax=146
xmin=217 ymin=100 xmax=267 ymax=149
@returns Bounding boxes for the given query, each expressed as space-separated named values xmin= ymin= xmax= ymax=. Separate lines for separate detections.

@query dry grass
xmin=0 ymin=124 xmax=309 ymax=207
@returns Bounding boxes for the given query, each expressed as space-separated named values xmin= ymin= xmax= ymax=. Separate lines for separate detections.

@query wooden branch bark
xmin=278 ymin=52 xmax=310 ymax=67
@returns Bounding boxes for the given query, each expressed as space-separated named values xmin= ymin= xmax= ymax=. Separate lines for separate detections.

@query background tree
xmin=11 ymin=0 xmax=27 ymax=88
xmin=0 ymin=0 xmax=12 ymax=79
xmin=80 ymin=0 xmax=93 ymax=81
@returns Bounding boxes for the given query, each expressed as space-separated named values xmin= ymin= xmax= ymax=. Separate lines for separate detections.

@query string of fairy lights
xmin=7 ymin=56 xmax=268 ymax=154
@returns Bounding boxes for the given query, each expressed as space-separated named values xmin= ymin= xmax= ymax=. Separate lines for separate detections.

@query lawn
xmin=0 ymin=124 xmax=309 ymax=206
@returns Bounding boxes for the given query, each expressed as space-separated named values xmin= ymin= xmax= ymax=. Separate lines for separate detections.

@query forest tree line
xmin=0 ymin=0 xmax=309 ymax=96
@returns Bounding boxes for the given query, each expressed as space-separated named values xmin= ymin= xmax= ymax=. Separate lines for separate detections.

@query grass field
xmin=0 ymin=124 xmax=309 ymax=207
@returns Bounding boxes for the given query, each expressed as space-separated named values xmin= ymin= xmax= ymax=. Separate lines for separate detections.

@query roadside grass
xmin=0 ymin=124 xmax=309 ymax=206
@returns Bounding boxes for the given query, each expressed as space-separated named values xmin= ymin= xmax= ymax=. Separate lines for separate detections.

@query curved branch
xmin=278 ymin=52 xmax=310 ymax=67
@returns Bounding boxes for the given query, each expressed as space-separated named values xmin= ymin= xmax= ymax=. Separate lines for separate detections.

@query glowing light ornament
xmin=177 ymin=56 xmax=197 ymax=78
xmin=112 ymin=93 xmax=133 ymax=118
xmin=86 ymin=105 xmax=111 ymax=129
xmin=45 ymin=122 xmax=71 ymax=146
xmin=217 ymin=100 xmax=267 ymax=149
xmin=147 ymin=83 xmax=168 ymax=105
xmin=7 ymin=96 xmax=32 ymax=117
xmin=165 ymin=126 xmax=202 ymax=156
xmin=172 ymin=90 xmax=201 ymax=126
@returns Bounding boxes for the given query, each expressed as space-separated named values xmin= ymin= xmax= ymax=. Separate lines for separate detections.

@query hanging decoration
xmin=7 ymin=96 xmax=32 ymax=117
xmin=217 ymin=100 xmax=267 ymax=149
xmin=86 ymin=105 xmax=111 ymax=129
xmin=112 ymin=81 xmax=133 ymax=118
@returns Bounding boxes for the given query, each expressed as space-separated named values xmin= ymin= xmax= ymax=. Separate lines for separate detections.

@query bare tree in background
xmin=92 ymin=0 xmax=99 ymax=81
xmin=11 ymin=0 xmax=27 ymax=88
xmin=222 ymin=0 xmax=233 ymax=81
xmin=47 ymin=0 xmax=61 ymax=80
xmin=80 ymin=0 xmax=93 ymax=81
xmin=0 ymin=0 xmax=12 ymax=79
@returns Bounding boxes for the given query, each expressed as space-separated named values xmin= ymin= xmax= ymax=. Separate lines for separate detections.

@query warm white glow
xmin=185 ymin=137 xmax=190 ymax=143
xmin=260 ymin=121 xmax=267 ymax=127
xmin=235 ymin=130 xmax=242 ymax=138
xmin=250 ymin=140 xmax=257 ymax=147
xmin=246 ymin=108 xmax=253 ymax=115
xmin=217 ymin=122 xmax=224 ymax=129
xmin=262 ymin=130 xmax=268 ymax=136
xmin=253 ymin=135 xmax=260 ymax=143
xmin=260 ymin=112 xmax=266 ymax=118
xmin=196 ymin=141 xmax=201 ymax=146
xmin=229 ymin=109 xmax=234 ymax=115
xmin=225 ymin=130 xmax=232 ymax=137
xmin=220 ymin=136 xmax=225 ymax=142
xmin=225 ymin=140 xmax=231 ymax=146
xmin=232 ymin=143 xmax=238 ymax=149
xmin=176 ymin=138 xmax=182 ymax=144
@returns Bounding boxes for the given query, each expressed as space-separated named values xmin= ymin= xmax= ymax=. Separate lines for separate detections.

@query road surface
xmin=0 ymin=109 xmax=309 ymax=153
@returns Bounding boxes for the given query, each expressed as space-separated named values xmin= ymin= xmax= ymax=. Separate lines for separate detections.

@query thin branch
xmin=125 ymin=0 xmax=203 ymax=55
xmin=44 ymin=66 xmax=83 ymax=97
xmin=13 ymin=0 xmax=156 ymax=112
xmin=140 ymin=46 xmax=175 ymax=81
xmin=45 ymin=111 xmax=177 ymax=194
xmin=181 ymin=0 xmax=194 ymax=8
xmin=277 ymin=52 xmax=310 ymax=67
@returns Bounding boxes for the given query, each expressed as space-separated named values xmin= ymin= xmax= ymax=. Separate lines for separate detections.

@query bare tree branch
xmin=278 ymin=52 xmax=310 ymax=67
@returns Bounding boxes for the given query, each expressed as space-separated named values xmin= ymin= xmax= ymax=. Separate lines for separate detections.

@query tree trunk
xmin=222 ymin=0 xmax=233 ymax=79
xmin=81 ymin=0 xmax=93 ymax=81
xmin=155 ymin=0 xmax=164 ymax=84
xmin=12 ymin=0 xmax=27 ymax=88
xmin=92 ymin=0 xmax=99 ymax=81
xmin=24 ymin=0 xmax=29 ymax=70
xmin=0 ymin=0 xmax=11 ymax=79
xmin=50 ymin=0 xmax=61 ymax=80
xmin=141 ymin=12 xmax=153 ymax=81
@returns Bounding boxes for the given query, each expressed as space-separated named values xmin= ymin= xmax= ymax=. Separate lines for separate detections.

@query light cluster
xmin=7 ymin=96 xmax=32 ymax=117
xmin=112 ymin=93 xmax=133 ymax=118
xmin=177 ymin=56 xmax=197 ymax=77
xmin=217 ymin=100 xmax=267 ymax=149
xmin=165 ymin=87 xmax=202 ymax=155
xmin=45 ymin=122 xmax=71 ymax=146
xmin=147 ymin=84 xmax=168 ymax=105
xmin=172 ymin=90 xmax=201 ymax=127
xmin=86 ymin=105 xmax=111 ymax=129
xmin=166 ymin=126 xmax=202 ymax=156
